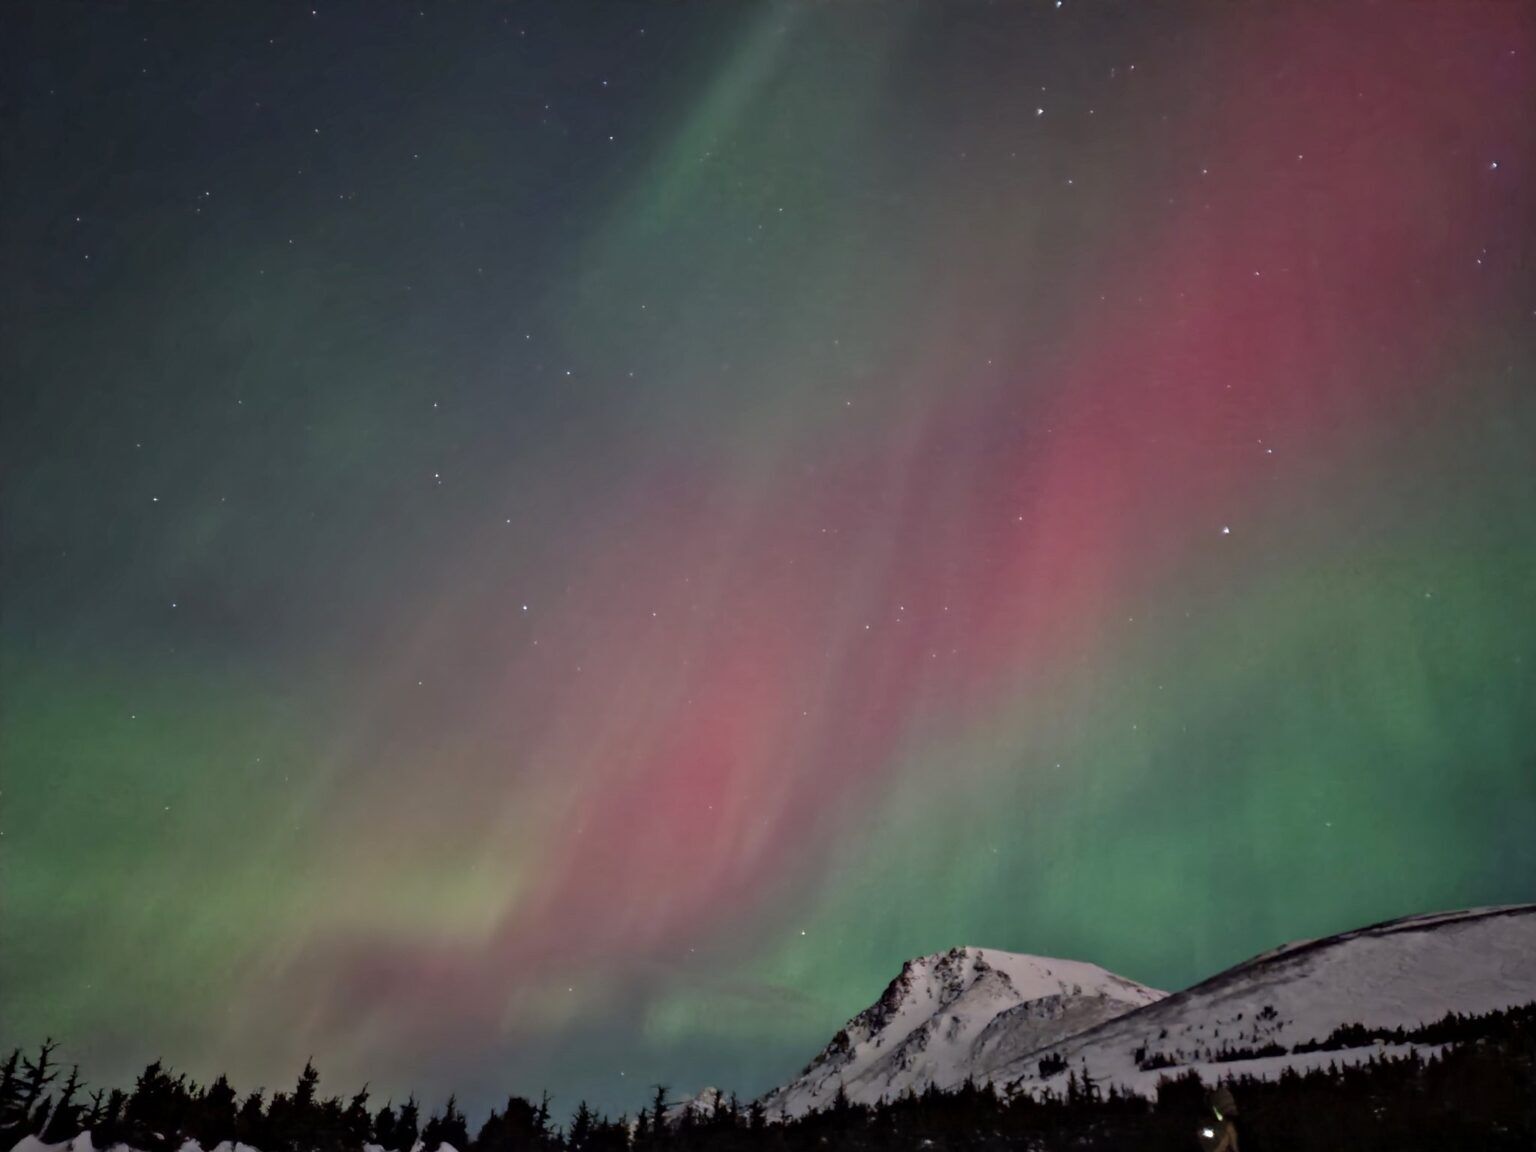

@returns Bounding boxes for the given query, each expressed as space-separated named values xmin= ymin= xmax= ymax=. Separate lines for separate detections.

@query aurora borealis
xmin=3 ymin=0 xmax=1535 ymax=1119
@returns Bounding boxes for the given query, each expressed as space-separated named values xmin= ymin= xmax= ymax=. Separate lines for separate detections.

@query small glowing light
xmin=1202 ymin=1128 xmax=1215 ymax=1139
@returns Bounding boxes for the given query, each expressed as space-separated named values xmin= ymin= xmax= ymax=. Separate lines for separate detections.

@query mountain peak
xmin=762 ymin=947 xmax=1164 ymax=1117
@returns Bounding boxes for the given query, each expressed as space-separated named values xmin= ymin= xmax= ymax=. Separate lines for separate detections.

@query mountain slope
xmin=999 ymin=903 xmax=1536 ymax=1098
xmin=762 ymin=946 xmax=1164 ymax=1117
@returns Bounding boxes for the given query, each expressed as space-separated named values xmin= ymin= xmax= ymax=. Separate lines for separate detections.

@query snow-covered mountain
xmin=761 ymin=905 xmax=1536 ymax=1114
xmin=761 ymin=946 xmax=1165 ymax=1117
xmin=999 ymin=903 xmax=1536 ymax=1099
xmin=662 ymin=1087 xmax=726 ymax=1124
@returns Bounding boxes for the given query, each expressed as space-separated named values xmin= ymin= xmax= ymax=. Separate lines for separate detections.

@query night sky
xmin=3 ymin=0 xmax=1535 ymax=1121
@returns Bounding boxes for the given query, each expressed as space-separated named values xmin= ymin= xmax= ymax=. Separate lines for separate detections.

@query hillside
xmin=999 ymin=903 xmax=1536 ymax=1097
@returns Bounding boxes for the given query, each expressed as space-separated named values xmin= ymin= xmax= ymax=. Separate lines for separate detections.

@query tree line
xmin=3 ymin=1000 xmax=1533 ymax=1152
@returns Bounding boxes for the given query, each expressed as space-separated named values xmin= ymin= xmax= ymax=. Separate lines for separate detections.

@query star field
xmin=2 ymin=0 xmax=1534 ymax=1120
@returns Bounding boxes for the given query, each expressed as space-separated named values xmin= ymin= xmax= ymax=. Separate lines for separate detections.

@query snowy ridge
xmin=761 ymin=947 xmax=1163 ymax=1117
xmin=662 ymin=1087 xmax=724 ymax=1124
xmin=10 ymin=1135 xmax=444 ymax=1152
xmin=999 ymin=903 xmax=1536 ymax=1099
xmin=9 ymin=1137 xmax=269 ymax=1152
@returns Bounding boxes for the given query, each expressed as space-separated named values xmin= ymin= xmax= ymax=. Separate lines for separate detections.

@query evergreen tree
xmin=123 ymin=1060 xmax=191 ymax=1151
xmin=584 ymin=1116 xmax=628 ymax=1152
xmin=316 ymin=1093 xmax=347 ymax=1152
xmin=471 ymin=1105 xmax=501 ymax=1152
xmin=397 ymin=1094 xmax=421 ymax=1150
xmin=707 ymin=1090 xmax=734 ymax=1131
xmin=535 ymin=1093 xmax=551 ymax=1143
xmin=0 ymin=1050 xmax=24 ymax=1139
xmin=343 ymin=1085 xmax=374 ymax=1148
xmin=235 ymin=1090 xmax=268 ymax=1148
xmin=195 ymin=1074 xmax=239 ymax=1147
xmin=294 ymin=1061 xmax=321 ymax=1111
xmin=422 ymin=1095 xmax=468 ymax=1151
xmin=39 ymin=1064 xmax=85 ymax=1142
xmin=564 ymin=1101 xmax=594 ymax=1152
xmin=830 ymin=1083 xmax=851 ymax=1115
xmin=374 ymin=1100 xmax=400 ymax=1151
xmin=475 ymin=1094 xmax=552 ymax=1152
xmin=441 ymin=1094 xmax=470 ymax=1149
xmin=1080 ymin=1066 xmax=1100 ymax=1103
xmin=15 ymin=1039 xmax=60 ymax=1137
xmin=95 ymin=1088 xmax=129 ymax=1148
xmin=645 ymin=1086 xmax=669 ymax=1149
xmin=81 ymin=1089 xmax=106 ymax=1132
xmin=265 ymin=1061 xmax=324 ymax=1152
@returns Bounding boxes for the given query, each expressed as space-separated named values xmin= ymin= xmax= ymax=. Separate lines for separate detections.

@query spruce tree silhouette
xmin=641 ymin=1085 xmax=668 ymax=1150
xmin=396 ymin=1094 xmax=421 ymax=1152
xmin=38 ymin=1064 xmax=84 ymax=1143
xmin=373 ymin=1100 xmax=399 ymax=1151
xmin=343 ymin=1086 xmax=373 ymax=1148
xmin=0 ymin=1050 xmax=23 ymax=1139
xmin=421 ymin=1094 xmax=469 ymax=1151
xmin=236 ymin=1090 xmax=268 ymax=1148
xmin=193 ymin=1074 xmax=237 ymax=1147
xmin=564 ymin=1101 xmax=594 ymax=1151
xmin=8 ymin=1039 xmax=60 ymax=1140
